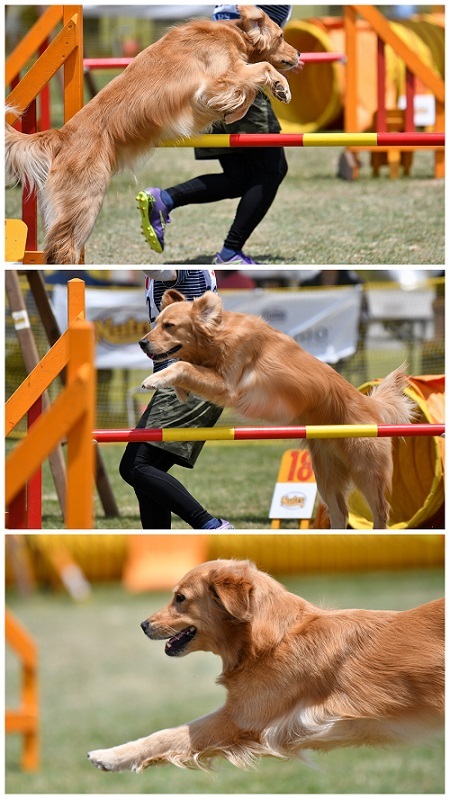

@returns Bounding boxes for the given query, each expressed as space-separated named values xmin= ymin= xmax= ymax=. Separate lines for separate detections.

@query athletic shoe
xmin=212 ymin=251 xmax=258 ymax=265
xmin=136 ymin=188 xmax=171 ymax=253
xmin=215 ymin=519 xmax=235 ymax=529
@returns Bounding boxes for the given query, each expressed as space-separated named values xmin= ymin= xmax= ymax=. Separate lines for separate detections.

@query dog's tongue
xmin=165 ymin=626 xmax=197 ymax=656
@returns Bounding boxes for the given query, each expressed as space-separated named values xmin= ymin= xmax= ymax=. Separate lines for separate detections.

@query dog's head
xmin=141 ymin=560 xmax=257 ymax=661
xmin=235 ymin=5 xmax=299 ymax=70
xmin=140 ymin=559 xmax=307 ymax=674
xmin=139 ymin=289 xmax=223 ymax=364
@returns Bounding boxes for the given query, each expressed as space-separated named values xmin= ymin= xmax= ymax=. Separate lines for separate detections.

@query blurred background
xmin=5 ymin=532 xmax=444 ymax=794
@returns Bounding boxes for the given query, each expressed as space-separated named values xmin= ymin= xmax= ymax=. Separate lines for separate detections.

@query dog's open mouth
xmin=165 ymin=626 xmax=197 ymax=656
xmin=146 ymin=344 xmax=182 ymax=362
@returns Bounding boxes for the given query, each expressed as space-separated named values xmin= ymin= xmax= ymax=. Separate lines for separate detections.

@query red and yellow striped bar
xmin=161 ymin=132 xmax=445 ymax=148
xmin=92 ymin=423 xmax=444 ymax=443
xmin=82 ymin=52 xmax=346 ymax=70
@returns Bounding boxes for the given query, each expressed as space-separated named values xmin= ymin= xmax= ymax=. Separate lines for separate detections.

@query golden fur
xmin=88 ymin=558 xmax=444 ymax=772
xmin=139 ymin=289 xmax=415 ymax=529
xmin=5 ymin=6 xmax=299 ymax=264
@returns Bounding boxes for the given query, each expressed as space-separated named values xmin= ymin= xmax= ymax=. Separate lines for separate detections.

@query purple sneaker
xmin=214 ymin=519 xmax=235 ymax=529
xmin=212 ymin=251 xmax=258 ymax=265
xmin=136 ymin=188 xmax=171 ymax=253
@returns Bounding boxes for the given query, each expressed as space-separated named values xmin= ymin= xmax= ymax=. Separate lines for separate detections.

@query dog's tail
xmin=5 ymin=106 xmax=62 ymax=194
xmin=367 ymin=364 xmax=416 ymax=424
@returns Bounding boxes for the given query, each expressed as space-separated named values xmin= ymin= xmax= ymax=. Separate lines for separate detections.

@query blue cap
xmin=213 ymin=5 xmax=292 ymax=27
xmin=257 ymin=5 xmax=292 ymax=28
xmin=213 ymin=4 xmax=240 ymax=20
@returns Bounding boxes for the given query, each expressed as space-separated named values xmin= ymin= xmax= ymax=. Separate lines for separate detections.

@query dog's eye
xmin=175 ymin=593 xmax=186 ymax=604
xmin=163 ymin=322 xmax=175 ymax=330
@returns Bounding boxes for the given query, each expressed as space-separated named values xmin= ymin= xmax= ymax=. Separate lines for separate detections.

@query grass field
xmin=5 ymin=144 xmax=444 ymax=265
xmin=6 ymin=564 xmax=444 ymax=794
xmin=39 ymin=439 xmax=297 ymax=529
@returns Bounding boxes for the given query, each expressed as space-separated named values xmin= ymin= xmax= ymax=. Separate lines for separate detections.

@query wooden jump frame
xmin=5 ymin=608 xmax=39 ymax=771
xmin=5 ymin=279 xmax=96 ymax=529
xmin=5 ymin=5 xmax=84 ymax=264
xmin=344 ymin=5 xmax=445 ymax=178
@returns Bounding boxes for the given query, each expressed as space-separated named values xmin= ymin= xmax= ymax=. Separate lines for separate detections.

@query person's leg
xmin=119 ymin=442 xmax=228 ymax=530
xmin=120 ymin=442 xmax=172 ymax=528
xmin=136 ymin=162 xmax=251 ymax=253
xmin=219 ymin=148 xmax=288 ymax=256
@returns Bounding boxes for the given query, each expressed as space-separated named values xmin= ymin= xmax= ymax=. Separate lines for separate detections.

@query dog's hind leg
xmin=309 ymin=445 xmax=350 ymax=529
xmin=42 ymin=158 xmax=111 ymax=264
xmin=349 ymin=442 xmax=392 ymax=529
xmin=351 ymin=472 xmax=391 ymax=529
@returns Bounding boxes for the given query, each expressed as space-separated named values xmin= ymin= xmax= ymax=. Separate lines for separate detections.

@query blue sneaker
xmin=136 ymin=188 xmax=171 ymax=253
xmin=212 ymin=251 xmax=258 ymax=265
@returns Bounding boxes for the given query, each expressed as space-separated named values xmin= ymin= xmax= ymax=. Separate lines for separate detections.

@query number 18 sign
xmin=269 ymin=449 xmax=318 ymax=521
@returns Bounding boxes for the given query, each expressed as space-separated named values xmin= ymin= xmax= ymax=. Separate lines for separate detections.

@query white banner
xmin=52 ymin=284 xmax=362 ymax=369
xmin=221 ymin=286 xmax=362 ymax=364
xmin=52 ymin=284 xmax=152 ymax=369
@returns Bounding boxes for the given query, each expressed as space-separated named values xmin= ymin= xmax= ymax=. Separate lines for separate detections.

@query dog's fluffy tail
xmin=5 ymin=106 xmax=62 ymax=193
xmin=367 ymin=365 xmax=416 ymax=424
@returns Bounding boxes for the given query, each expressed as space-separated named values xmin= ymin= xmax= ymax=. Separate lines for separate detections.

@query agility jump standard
xmin=161 ymin=132 xmax=445 ymax=148
xmin=93 ymin=423 xmax=444 ymax=443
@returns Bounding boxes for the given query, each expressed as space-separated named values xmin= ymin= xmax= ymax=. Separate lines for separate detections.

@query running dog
xmin=5 ymin=6 xmax=299 ymax=264
xmin=88 ymin=558 xmax=444 ymax=772
xmin=138 ymin=289 xmax=415 ymax=529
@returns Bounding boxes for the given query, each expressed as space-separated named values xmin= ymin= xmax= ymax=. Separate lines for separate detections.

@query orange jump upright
xmin=5 ymin=608 xmax=39 ymax=771
xmin=5 ymin=279 xmax=96 ymax=529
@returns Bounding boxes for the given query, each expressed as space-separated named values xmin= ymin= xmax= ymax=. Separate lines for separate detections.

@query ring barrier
xmin=160 ymin=132 xmax=444 ymax=148
xmin=93 ymin=423 xmax=444 ymax=443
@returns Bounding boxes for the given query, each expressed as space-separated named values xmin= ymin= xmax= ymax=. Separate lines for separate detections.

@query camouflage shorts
xmin=136 ymin=388 xmax=223 ymax=468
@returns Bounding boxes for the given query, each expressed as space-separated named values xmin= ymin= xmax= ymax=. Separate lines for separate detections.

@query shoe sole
xmin=136 ymin=192 xmax=164 ymax=254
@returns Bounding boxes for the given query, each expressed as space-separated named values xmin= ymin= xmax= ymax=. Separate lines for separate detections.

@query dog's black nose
xmin=141 ymin=619 xmax=150 ymax=633
xmin=139 ymin=339 xmax=149 ymax=352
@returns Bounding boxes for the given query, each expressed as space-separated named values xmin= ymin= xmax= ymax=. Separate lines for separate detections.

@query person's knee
xmin=119 ymin=453 xmax=134 ymax=486
xmin=279 ymin=157 xmax=288 ymax=181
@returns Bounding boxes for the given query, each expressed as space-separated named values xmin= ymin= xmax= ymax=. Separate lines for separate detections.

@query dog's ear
xmin=161 ymin=289 xmax=187 ymax=309
xmin=192 ymin=291 xmax=223 ymax=329
xmin=236 ymin=5 xmax=273 ymax=51
xmin=208 ymin=565 xmax=253 ymax=621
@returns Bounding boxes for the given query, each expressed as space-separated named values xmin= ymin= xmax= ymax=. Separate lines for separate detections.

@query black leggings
xmin=166 ymin=148 xmax=288 ymax=251
xmin=119 ymin=442 xmax=214 ymax=529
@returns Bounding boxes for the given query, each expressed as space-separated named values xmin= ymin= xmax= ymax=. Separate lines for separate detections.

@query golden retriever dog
xmin=5 ymin=6 xmax=299 ymax=264
xmin=88 ymin=559 xmax=444 ymax=772
xmin=139 ymin=289 xmax=415 ymax=529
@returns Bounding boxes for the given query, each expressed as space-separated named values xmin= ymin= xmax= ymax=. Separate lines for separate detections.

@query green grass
xmin=5 ymin=145 xmax=444 ymax=264
xmin=6 ymin=568 xmax=444 ymax=794
xmin=38 ymin=439 xmax=298 ymax=529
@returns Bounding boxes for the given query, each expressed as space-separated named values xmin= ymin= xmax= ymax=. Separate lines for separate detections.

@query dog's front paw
xmin=272 ymin=80 xmax=291 ymax=103
xmin=88 ymin=748 xmax=121 ymax=772
xmin=142 ymin=374 xmax=167 ymax=391
xmin=88 ymin=744 xmax=143 ymax=773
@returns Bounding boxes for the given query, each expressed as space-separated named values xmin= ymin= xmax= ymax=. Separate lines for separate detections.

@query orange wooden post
xmin=344 ymin=6 xmax=358 ymax=133
xmin=67 ymin=277 xmax=86 ymax=324
xmin=435 ymin=100 xmax=445 ymax=179
xmin=66 ymin=320 xmax=96 ymax=529
xmin=5 ymin=608 xmax=39 ymax=771
xmin=5 ymin=332 xmax=70 ymax=437
xmin=63 ymin=7 xmax=84 ymax=122
xmin=5 ymin=6 xmax=63 ymax=86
